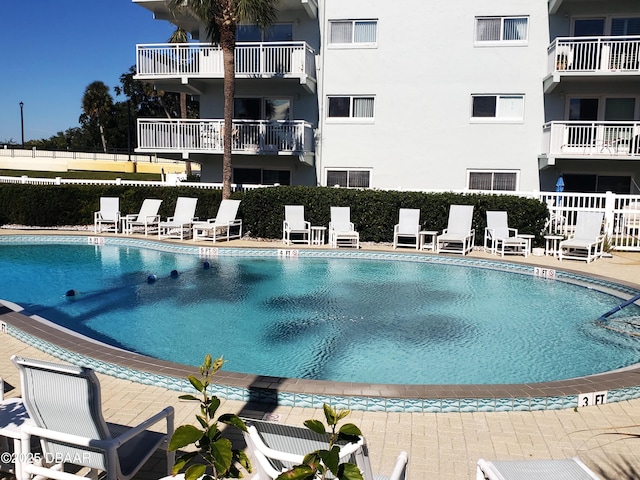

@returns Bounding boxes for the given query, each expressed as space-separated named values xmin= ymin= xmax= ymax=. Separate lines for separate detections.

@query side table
xmin=419 ymin=231 xmax=438 ymax=251
xmin=517 ymin=234 xmax=535 ymax=257
xmin=544 ymin=235 xmax=564 ymax=257
xmin=310 ymin=226 xmax=327 ymax=246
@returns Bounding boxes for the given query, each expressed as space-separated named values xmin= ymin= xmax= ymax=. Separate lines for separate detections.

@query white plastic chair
xmin=484 ymin=211 xmax=528 ymax=257
xmin=477 ymin=457 xmax=600 ymax=480
xmin=0 ymin=378 xmax=34 ymax=479
xmin=192 ymin=199 xmax=242 ymax=242
xmin=437 ymin=205 xmax=475 ymax=255
xmin=94 ymin=197 xmax=120 ymax=234
xmin=393 ymin=208 xmax=421 ymax=249
xmin=282 ymin=205 xmax=311 ymax=245
xmin=158 ymin=197 xmax=198 ymax=240
xmin=243 ymin=419 xmax=408 ymax=480
xmin=122 ymin=199 xmax=162 ymax=235
xmin=12 ymin=355 xmax=174 ymax=480
xmin=559 ymin=211 xmax=605 ymax=263
xmin=329 ymin=207 xmax=359 ymax=248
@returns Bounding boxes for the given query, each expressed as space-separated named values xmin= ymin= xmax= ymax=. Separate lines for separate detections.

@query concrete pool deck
xmin=1 ymin=229 xmax=640 ymax=479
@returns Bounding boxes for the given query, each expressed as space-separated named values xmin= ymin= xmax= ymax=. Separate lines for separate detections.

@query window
xmin=468 ymin=171 xmax=518 ymax=191
xmin=475 ymin=16 xmax=528 ymax=43
xmin=233 ymin=168 xmax=290 ymax=185
xmin=329 ymin=20 xmax=377 ymax=45
xmin=327 ymin=96 xmax=375 ymax=119
xmin=471 ymin=95 xmax=524 ymax=122
xmin=326 ymin=169 xmax=371 ymax=188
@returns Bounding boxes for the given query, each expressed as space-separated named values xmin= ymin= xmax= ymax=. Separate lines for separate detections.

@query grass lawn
xmin=0 ymin=169 xmax=161 ymax=181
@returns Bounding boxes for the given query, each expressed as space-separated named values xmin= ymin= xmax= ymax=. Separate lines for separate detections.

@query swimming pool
xmin=2 ymin=235 xmax=640 ymax=386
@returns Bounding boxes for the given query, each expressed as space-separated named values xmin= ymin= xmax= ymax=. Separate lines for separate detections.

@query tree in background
xmin=169 ymin=0 xmax=278 ymax=198
xmin=80 ymin=81 xmax=113 ymax=153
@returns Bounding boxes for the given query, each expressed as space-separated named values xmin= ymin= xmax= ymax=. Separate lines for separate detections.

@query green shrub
xmin=0 ymin=184 xmax=549 ymax=246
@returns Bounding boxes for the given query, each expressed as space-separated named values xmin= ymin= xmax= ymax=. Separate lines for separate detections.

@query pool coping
xmin=2 ymin=233 xmax=640 ymax=413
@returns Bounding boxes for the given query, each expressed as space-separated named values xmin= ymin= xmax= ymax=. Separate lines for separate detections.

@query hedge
xmin=0 ymin=184 xmax=549 ymax=247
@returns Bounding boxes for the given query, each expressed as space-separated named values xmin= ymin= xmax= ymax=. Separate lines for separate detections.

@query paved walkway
xmin=1 ymin=231 xmax=640 ymax=479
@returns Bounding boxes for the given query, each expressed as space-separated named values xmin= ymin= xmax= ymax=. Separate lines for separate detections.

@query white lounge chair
xmin=122 ymin=199 xmax=162 ymax=235
xmin=192 ymin=199 xmax=243 ymax=242
xmin=329 ymin=206 xmax=360 ymax=248
xmin=559 ymin=211 xmax=605 ymax=263
xmin=94 ymin=197 xmax=120 ymax=234
xmin=243 ymin=419 xmax=408 ymax=480
xmin=12 ymin=355 xmax=174 ymax=480
xmin=437 ymin=204 xmax=475 ymax=255
xmin=283 ymin=205 xmax=311 ymax=245
xmin=477 ymin=457 xmax=600 ymax=480
xmin=393 ymin=208 xmax=421 ymax=249
xmin=484 ymin=211 xmax=528 ymax=257
xmin=158 ymin=196 xmax=198 ymax=240
xmin=0 ymin=378 xmax=33 ymax=479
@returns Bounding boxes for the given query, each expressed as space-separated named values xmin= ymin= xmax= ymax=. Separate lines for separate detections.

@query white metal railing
xmin=0 ymin=175 xmax=263 ymax=192
xmin=539 ymin=191 xmax=640 ymax=251
xmin=137 ymin=119 xmax=314 ymax=155
xmin=136 ymin=42 xmax=317 ymax=81
xmin=0 ymin=147 xmax=177 ymax=163
xmin=542 ymin=121 xmax=640 ymax=157
xmin=548 ymin=35 xmax=640 ymax=74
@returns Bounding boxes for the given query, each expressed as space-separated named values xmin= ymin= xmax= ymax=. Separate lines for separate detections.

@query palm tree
xmin=170 ymin=0 xmax=278 ymax=198
xmin=168 ymin=26 xmax=192 ymax=177
xmin=80 ymin=81 xmax=113 ymax=153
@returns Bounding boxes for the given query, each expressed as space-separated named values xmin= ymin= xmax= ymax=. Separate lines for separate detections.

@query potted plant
xmin=556 ymin=53 xmax=568 ymax=70
xmin=169 ymin=354 xmax=251 ymax=480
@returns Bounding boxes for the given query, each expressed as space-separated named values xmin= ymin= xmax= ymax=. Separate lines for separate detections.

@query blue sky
xmin=0 ymin=1 xmax=176 ymax=143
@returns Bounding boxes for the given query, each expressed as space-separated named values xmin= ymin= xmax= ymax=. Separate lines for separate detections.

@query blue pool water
xmin=2 ymin=240 xmax=640 ymax=385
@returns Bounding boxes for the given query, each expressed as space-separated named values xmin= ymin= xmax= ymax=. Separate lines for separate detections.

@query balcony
xmin=544 ymin=36 xmax=640 ymax=92
xmin=539 ymin=121 xmax=640 ymax=167
xmin=135 ymin=42 xmax=317 ymax=93
xmin=136 ymin=119 xmax=315 ymax=166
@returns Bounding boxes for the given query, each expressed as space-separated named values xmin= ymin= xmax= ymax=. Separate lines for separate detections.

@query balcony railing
xmin=137 ymin=119 xmax=315 ymax=160
xmin=136 ymin=42 xmax=316 ymax=84
xmin=548 ymin=36 xmax=640 ymax=75
xmin=542 ymin=121 xmax=640 ymax=157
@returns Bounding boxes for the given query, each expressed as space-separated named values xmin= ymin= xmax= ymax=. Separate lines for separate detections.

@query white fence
xmin=542 ymin=121 xmax=640 ymax=158
xmin=1 ymin=175 xmax=639 ymax=251
xmin=137 ymin=119 xmax=314 ymax=156
xmin=136 ymin=42 xmax=317 ymax=82
xmin=0 ymin=147 xmax=172 ymax=164
xmin=548 ymin=35 xmax=640 ymax=74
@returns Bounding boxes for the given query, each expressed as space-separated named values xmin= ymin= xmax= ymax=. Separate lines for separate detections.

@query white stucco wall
xmin=316 ymin=0 xmax=549 ymax=191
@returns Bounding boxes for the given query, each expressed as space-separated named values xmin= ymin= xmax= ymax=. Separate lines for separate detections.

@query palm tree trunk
xmin=99 ymin=123 xmax=107 ymax=153
xmin=221 ymin=27 xmax=235 ymax=200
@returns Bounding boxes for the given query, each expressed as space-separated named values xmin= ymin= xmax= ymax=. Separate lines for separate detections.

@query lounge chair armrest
xmin=388 ymin=451 xmax=409 ymax=480
xmin=108 ymin=406 xmax=174 ymax=447
xmin=123 ymin=214 xmax=138 ymax=221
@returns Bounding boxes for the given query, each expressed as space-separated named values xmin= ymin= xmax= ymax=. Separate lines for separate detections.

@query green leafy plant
xmin=276 ymin=404 xmax=364 ymax=480
xmin=169 ymin=354 xmax=251 ymax=480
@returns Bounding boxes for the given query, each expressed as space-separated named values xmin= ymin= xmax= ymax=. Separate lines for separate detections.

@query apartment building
xmin=133 ymin=0 xmax=640 ymax=194
xmin=543 ymin=0 xmax=640 ymax=194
